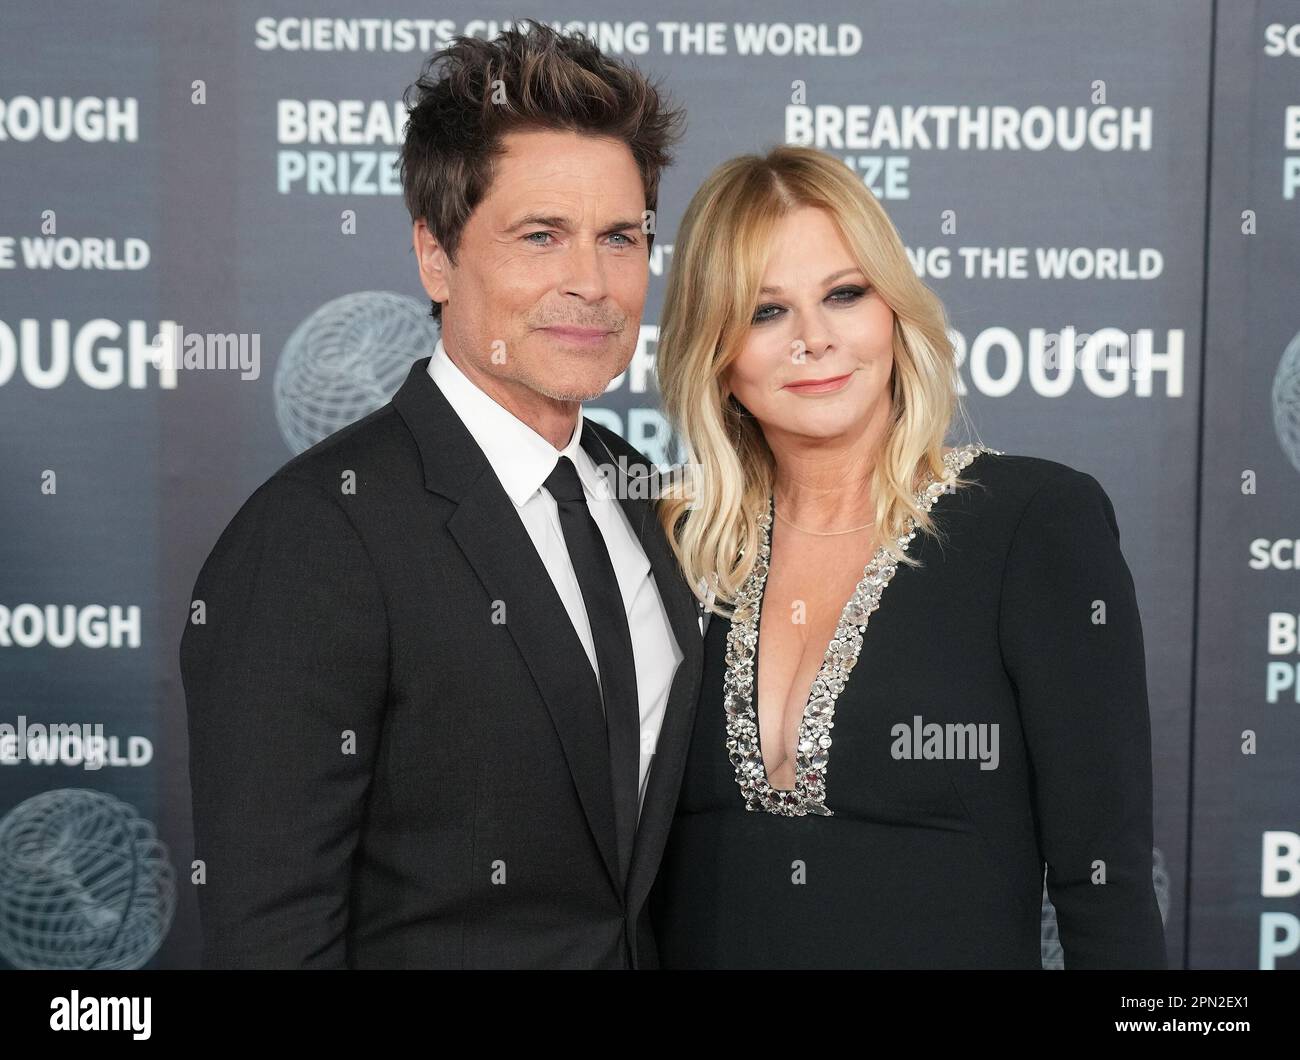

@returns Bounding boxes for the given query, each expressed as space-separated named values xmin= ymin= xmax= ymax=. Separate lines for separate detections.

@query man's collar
xmin=427 ymin=335 xmax=605 ymax=507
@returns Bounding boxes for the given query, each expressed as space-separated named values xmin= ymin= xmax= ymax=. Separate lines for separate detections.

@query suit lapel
xmin=393 ymin=358 xmax=621 ymax=891
xmin=392 ymin=355 xmax=706 ymax=934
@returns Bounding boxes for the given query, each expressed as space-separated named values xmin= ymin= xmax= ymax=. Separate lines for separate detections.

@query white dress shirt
xmin=427 ymin=337 xmax=683 ymax=820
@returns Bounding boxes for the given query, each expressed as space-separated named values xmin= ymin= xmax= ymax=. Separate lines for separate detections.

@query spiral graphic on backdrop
xmin=1274 ymin=331 xmax=1300 ymax=474
xmin=273 ymin=291 xmax=441 ymax=455
xmin=1040 ymin=847 xmax=1170 ymax=969
xmin=0 ymin=789 xmax=175 ymax=969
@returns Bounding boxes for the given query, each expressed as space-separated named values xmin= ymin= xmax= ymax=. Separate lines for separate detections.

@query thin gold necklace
xmin=774 ymin=507 xmax=874 ymax=536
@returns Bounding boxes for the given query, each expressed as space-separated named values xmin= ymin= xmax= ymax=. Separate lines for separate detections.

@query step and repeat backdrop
xmin=0 ymin=1 xmax=1295 ymax=969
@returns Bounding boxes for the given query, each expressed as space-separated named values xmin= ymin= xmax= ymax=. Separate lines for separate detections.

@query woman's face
xmin=723 ymin=205 xmax=895 ymax=446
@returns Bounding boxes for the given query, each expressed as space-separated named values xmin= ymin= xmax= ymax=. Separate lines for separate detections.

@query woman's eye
xmin=751 ymin=286 xmax=868 ymax=325
xmin=829 ymin=285 xmax=867 ymax=303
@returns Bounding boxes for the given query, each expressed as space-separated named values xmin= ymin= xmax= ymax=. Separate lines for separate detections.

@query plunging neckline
xmin=722 ymin=444 xmax=999 ymax=817
xmin=750 ymin=533 xmax=877 ymax=792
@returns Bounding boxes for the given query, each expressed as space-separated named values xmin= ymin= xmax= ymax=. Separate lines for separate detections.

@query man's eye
xmin=524 ymin=231 xmax=553 ymax=245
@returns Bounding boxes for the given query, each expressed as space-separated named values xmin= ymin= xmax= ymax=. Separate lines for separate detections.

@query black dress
xmin=648 ymin=446 xmax=1168 ymax=969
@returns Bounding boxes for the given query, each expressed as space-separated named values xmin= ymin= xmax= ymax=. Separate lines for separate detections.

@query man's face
xmin=415 ymin=128 xmax=649 ymax=406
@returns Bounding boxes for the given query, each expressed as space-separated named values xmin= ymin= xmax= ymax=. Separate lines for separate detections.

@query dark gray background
xmin=0 ymin=0 xmax=1294 ymax=969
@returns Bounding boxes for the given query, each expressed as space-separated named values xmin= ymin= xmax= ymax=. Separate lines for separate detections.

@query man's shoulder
xmin=205 ymin=402 xmax=421 ymax=555
xmin=272 ymin=401 xmax=419 ymax=491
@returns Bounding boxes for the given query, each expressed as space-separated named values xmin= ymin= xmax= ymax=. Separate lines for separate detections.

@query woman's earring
xmin=727 ymin=395 xmax=750 ymax=445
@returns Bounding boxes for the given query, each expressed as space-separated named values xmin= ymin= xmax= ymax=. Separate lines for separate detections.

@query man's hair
xmin=400 ymin=19 xmax=687 ymax=323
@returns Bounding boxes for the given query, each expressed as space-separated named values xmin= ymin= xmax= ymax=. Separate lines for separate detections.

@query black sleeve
xmin=998 ymin=468 xmax=1167 ymax=969
xmin=180 ymin=474 xmax=389 ymax=968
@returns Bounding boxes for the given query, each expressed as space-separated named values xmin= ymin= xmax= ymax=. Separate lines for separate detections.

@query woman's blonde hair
xmin=655 ymin=145 xmax=981 ymax=616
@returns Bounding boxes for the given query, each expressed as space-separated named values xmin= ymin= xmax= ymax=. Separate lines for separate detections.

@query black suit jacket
xmin=180 ymin=356 xmax=704 ymax=968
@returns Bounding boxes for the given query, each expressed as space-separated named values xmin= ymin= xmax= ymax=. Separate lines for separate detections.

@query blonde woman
xmin=646 ymin=146 xmax=1166 ymax=969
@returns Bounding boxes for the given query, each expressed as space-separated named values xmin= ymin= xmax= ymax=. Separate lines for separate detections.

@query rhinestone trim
xmin=722 ymin=444 xmax=1002 ymax=817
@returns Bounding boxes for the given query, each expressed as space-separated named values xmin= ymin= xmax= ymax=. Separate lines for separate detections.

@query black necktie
xmin=543 ymin=455 xmax=640 ymax=888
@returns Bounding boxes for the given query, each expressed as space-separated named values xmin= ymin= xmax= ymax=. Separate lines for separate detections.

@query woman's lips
xmin=782 ymin=372 xmax=853 ymax=395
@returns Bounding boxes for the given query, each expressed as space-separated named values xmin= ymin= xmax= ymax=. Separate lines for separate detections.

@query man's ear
xmin=413 ymin=220 xmax=450 ymax=308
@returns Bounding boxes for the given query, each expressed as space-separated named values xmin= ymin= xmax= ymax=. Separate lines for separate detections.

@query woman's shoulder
xmin=947 ymin=444 xmax=1102 ymax=496
xmin=946 ymin=446 xmax=1121 ymax=553
xmin=942 ymin=445 xmax=1119 ymax=537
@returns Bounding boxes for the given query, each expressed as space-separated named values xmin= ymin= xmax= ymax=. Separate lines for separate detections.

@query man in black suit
xmin=180 ymin=21 xmax=700 ymax=968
